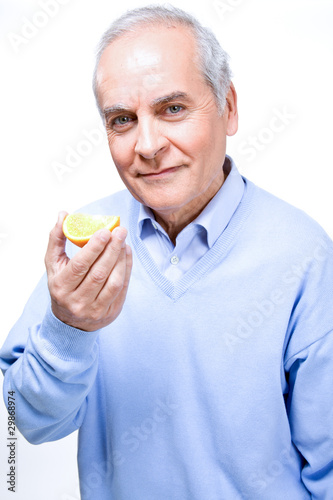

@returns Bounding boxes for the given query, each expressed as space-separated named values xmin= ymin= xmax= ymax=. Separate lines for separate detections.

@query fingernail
xmin=98 ymin=229 xmax=111 ymax=242
xmin=114 ymin=227 xmax=128 ymax=243
xmin=58 ymin=211 xmax=67 ymax=225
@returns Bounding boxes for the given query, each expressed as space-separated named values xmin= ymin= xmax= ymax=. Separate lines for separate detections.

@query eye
xmin=114 ymin=116 xmax=132 ymax=125
xmin=108 ymin=115 xmax=135 ymax=132
xmin=167 ymin=105 xmax=183 ymax=114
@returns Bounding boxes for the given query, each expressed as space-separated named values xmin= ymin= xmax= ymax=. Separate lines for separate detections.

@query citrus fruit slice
xmin=63 ymin=213 xmax=120 ymax=247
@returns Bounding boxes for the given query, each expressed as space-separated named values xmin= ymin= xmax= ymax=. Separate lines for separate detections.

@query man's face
xmin=96 ymin=25 xmax=238 ymax=221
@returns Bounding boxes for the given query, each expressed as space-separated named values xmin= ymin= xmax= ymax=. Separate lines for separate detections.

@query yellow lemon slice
xmin=63 ymin=213 xmax=120 ymax=247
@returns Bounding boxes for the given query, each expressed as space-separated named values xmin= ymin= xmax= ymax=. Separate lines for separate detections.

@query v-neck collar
xmin=129 ymin=178 xmax=255 ymax=302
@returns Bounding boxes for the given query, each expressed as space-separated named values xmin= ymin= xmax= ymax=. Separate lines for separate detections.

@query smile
xmin=139 ymin=165 xmax=183 ymax=180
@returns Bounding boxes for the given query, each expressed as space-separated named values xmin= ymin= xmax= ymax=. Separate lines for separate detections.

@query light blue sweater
xmin=1 ymin=177 xmax=333 ymax=499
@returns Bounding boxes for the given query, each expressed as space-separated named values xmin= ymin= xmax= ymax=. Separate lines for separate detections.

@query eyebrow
xmin=150 ymin=92 xmax=191 ymax=107
xmin=103 ymin=92 xmax=191 ymax=117
xmin=103 ymin=103 xmax=130 ymax=117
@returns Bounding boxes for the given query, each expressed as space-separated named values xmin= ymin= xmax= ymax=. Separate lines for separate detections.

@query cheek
xmin=187 ymin=120 xmax=226 ymax=168
xmin=107 ymin=135 xmax=135 ymax=172
xmin=171 ymin=119 xmax=215 ymax=155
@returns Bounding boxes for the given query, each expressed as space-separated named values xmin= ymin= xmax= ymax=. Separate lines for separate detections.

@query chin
xmin=133 ymin=187 xmax=189 ymax=210
xmin=145 ymin=201 xmax=183 ymax=214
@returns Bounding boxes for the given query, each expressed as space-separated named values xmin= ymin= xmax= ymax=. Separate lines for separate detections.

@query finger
xmin=45 ymin=211 xmax=68 ymax=276
xmin=106 ymin=244 xmax=133 ymax=317
xmin=95 ymin=244 xmax=128 ymax=306
xmin=58 ymin=228 xmax=112 ymax=292
xmin=124 ymin=244 xmax=133 ymax=289
xmin=74 ymin=226 xmax=128 ymax=300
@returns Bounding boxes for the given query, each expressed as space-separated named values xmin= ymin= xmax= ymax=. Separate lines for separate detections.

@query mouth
xmin=139 ymin=165 xmax=183 ymax=180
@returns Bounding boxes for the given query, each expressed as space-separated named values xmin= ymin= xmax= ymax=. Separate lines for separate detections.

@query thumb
xmin=45 ymin=211 xmax=69 ymax=275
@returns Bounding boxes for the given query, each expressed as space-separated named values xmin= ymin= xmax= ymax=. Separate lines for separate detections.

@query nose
xmin=134 ymin=117 xmax=168 ymax=159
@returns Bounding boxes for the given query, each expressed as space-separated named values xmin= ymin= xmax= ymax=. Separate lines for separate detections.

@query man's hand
xmin=45 ymin=212 xmax=132 ymax=332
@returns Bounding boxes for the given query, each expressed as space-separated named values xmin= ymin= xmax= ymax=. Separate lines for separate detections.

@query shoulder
xmin=244 ymin=178 xmax=331 ymax=245
xmin=239 ymin=178 xmax=333 ymax=270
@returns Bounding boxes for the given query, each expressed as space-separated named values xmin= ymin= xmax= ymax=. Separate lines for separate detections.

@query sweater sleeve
xmin=285 ymin=331 xmax=333 ymax=497
xmin=0 ymin=273 xmax=100 ymax=444
xmin=284 ymin=232 xmax=333 ymax=497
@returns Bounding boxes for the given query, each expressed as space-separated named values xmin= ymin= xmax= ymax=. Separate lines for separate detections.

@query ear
xmin=225 ymin=82 xmax=238 ymax=137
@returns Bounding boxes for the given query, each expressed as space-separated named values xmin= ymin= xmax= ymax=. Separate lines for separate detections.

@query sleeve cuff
xmin=36 ymin=305 xmax=100 ymax=361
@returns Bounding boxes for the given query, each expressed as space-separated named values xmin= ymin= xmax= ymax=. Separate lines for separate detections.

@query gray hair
xmin=92 ymin=4 xmax=232 ymax=116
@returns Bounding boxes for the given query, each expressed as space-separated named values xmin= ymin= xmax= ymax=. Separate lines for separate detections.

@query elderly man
xmin=1 ymin=5 xmax=333 ymax=499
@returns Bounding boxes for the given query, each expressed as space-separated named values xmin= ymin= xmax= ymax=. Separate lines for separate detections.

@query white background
xmin=0 ymin=0 xmax=332 ymax=498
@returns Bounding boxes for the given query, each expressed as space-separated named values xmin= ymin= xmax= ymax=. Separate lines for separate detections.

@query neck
xmin=152 ymin=172 xmax=226 ymax=244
